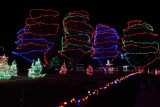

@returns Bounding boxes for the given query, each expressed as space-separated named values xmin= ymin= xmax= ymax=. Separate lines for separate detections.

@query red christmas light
xmin=86 ymin=65 xmax=93 ymax=75
xmin=59 ymin=62 xmax=67 ymax=75
xmin=13 ymin=9 xmax=59 ymax=65
xmin=58 ymin=10 xmax=94 ymax=66
xmin=92 ymin=24 xmax=121 ymax=70
xmin=122 ymin=20 xmax=160 ymax=68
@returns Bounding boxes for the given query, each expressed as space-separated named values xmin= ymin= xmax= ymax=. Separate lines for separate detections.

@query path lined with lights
xmin=59 ymin=72 xmax=141 ymax=107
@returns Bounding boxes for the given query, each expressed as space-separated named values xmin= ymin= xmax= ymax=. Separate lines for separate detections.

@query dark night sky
xmin=1 ymin=1 xmax=159 ymax=71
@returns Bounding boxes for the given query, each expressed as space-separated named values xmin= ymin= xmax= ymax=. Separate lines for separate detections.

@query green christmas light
xmin=63 ymin=43 xmax=92 ymax=49
xmin=124 ymin=40 xmax=159 ymax=55
xmin=124 ymin=40 xmax=159 ymax=48
xmin=10 ymin=60 xmax=18 ymax=76
xmin=0 ymin=55 xmax=11 ymax=80
xmin=63 ymin=13 xmax=89 ymax=34
xmin=123 ymin=20 xmax=159 ymax=68
xmin=49 ymin=56 xmax=60 ymax=68
xmin=128 ymin=22 xmax=154 ymax=31
xmin=59 ymin=10 xmax=94 ymax=66
xmin=28 ymin=58 xmax=46 ymax=78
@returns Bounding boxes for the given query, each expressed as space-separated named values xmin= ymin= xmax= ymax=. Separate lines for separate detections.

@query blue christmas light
xmin=15 ymin=37 xmax=54 ymax=45
xmin=17 ymin=29 xmax=29 ymax=35
xmin=92 ymin=24 xmax=121 ymax=70
xmin=96 ymin=35 xmax=119 ymax=40
xmin=12 ymin=9 xmax=59 ymax=66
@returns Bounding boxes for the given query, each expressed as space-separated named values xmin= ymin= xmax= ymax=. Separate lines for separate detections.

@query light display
xmin=92 ymin=24 xmax=121 ymax=70
xmin=86 ymin=65 xmax=93 ymax=75
xmin=59 ymin=62 xmax=67 ymax=75
xmin=58 ymin=10 xmax=94 ymax=66
xmin=59 ymin=72 xmax=141 ymax=107
xmin=0 ymin=55 xmax=11 ymax=79
xmin=12 ymin=9 xmax=59 ymax=66
xmin=28 ymin=58 xmax=46 ymax=78
xmin=10 ymin=60 xmax=18 ymax=76
xmin=122 ymin=20 xmax=159 ymax=68
xmin=49 ymin=56 xmax=60 ymax=68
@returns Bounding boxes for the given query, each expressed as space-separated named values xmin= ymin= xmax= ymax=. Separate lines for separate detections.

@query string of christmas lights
xmin=58 ymin=10 xmax=94 ymax=66
xmin=49 ymin=56 xmax=60 ymax=68
xmin=59 ymin=62 xmax=67 ymax=75
xmin=86 ymin=65 xmax=93 ymax=75
xmin=12 ymin=9 xmax=59 ymax=66
xmin=59 ymin=71 xmax=141 ymax=107
xmin=92 ymin=24 xmax=121 ymax=70
xmin=10 ymin=60 xmax=18 ymax=76
xmin=28 ymin=58 xmax=46 ymax=78
xmin=0 ymin=55 xmax=11 ymax=80
xmin=122 ymin=20 xmax=160 ymax=68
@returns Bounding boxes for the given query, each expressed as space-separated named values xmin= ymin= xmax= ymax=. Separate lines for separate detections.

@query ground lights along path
xmin=59 ymin=72 xmax=141 ymax=107
xmin=12 ymin=9 xmax=59 ymax=66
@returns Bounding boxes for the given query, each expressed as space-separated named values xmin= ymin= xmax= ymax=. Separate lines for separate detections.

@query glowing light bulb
xmin=64 ymin=101 xmax=67 ymax=105
xmin=103 ymin=86 xmax=107 ymax=89
xmin=78 ymin=99 xmax=81 ymax=103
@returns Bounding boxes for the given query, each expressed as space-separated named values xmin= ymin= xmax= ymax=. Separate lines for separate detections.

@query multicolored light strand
xmin=58 ymin=10 xmax=94 ymax=66
xmin=122 ymin=20 xmax=159 ymax=68
xmin=0 ymin=55 xmax=11 ymax=80
xmin=28 ymin=58 xmax=46 ymax=78
xmin=10 ymin=60 xmax=18 ymax=76
xmin=12 ymin=9 xmax=59 ymax=66
xmin=59 ymin=72 xmax=141 ymax=107
xmin=92 ymin=24 xmax=121 ymax=70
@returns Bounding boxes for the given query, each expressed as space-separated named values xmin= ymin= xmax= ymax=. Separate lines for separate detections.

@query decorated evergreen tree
xmin=49 ymin=56 xmax=60 ymax=68
xmin=10 ymin=60 xmax=18 ymax=76
xmin=28 ymin=58 xmax=46 ymax=78
xmin=28 ymin=62 xmax=36 ymax=78
xmin=0 ymin=54 xmax=11 ymax=79
xmin=86 ymin=65 xmax=93 ymax=75
xmin=59 ymin=62 xmax=67 ymax=75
